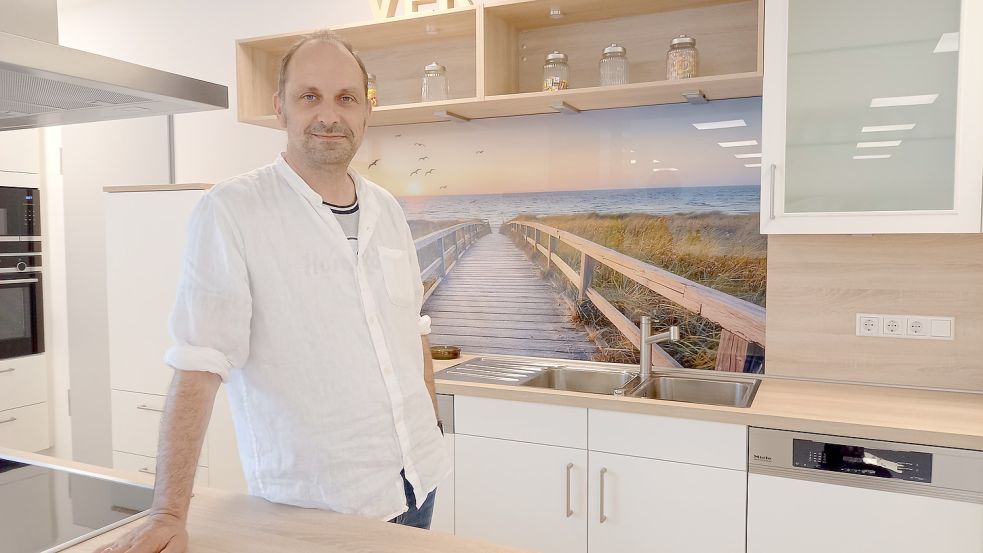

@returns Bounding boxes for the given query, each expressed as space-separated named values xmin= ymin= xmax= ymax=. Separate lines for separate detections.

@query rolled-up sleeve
xmin=163 ymin=192 xmax=252 ymax=382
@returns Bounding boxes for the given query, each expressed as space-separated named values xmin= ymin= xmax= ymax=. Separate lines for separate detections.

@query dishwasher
xmin=747 ymin=428 xmax=983 ymax=553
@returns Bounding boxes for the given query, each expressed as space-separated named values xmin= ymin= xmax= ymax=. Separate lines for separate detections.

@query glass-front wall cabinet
xmin=761 ymin=0 xmax=983 ymax=233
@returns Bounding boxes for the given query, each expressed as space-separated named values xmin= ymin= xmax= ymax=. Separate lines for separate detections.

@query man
xmin=94 ymin=30 xmax=449 ymax=553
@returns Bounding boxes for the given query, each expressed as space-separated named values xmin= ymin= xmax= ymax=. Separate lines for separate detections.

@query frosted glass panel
xmin=784 ymin=0 xmax=960 ymax=213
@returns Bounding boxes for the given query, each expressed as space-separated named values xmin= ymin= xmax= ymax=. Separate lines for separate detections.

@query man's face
xmin=274 ymin=41 xmax=370 ymax=168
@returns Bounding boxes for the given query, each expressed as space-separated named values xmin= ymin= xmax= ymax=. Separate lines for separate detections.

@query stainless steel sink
xmin=628 ymin=373 xmax=760 ymax=408
xmin=520 ymin=367 xmax=638 ymax=395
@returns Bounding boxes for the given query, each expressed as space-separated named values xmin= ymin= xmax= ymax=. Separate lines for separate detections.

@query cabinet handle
xmin=565 ymin=462 xmax=574 ymax=517
xmin=599 ymin=467 xmax=608 ymax=524
xmin=136 ymin=404 xmax=164 ymax=413
xmin=0 ymin=417 xmax=16 ymax=425
xmin=0 ymin=368 xmax=14 ymax=374
xmin=138 ymin=467 xmax=156 ymax=475
xmin=768 ymin=163 xmax=777 ymax=221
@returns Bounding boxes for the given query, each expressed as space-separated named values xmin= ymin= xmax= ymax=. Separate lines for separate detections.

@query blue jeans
xmin=388 ymin=469 xmax=436 ymax=529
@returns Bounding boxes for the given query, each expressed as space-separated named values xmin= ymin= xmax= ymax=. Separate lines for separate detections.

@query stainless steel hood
xmin=0 ymin=31 xmax=228 ymax=131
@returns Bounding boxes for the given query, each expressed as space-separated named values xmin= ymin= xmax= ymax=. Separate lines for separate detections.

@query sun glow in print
xmin=405 ymin=181 xmax=424 ymax=195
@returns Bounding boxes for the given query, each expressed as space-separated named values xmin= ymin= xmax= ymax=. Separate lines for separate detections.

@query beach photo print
xmin=354 ymin=97 xmax=765 ymax=373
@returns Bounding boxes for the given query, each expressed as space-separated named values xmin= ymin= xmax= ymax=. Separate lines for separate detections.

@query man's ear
xmin=273 ymin=93 xmax=286 ymax=129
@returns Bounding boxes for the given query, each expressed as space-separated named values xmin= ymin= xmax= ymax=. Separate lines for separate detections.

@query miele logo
xmin=752 ymin=453 xmax=773 ymax=463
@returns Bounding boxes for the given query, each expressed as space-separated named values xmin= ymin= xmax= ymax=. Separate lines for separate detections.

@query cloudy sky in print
xmin=353 ymin=97 xmax=762 ymax=197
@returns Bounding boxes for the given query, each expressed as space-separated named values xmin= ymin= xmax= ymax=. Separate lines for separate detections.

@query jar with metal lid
xmin=666 ymin=35 xmax=698 ymax=80
xmin=367 ymin=73 xmax=378 ymax=107
xmin=599 ymin=43 xmax=629 ymax=86
xmin=422 ymin=62 xmax=448 ymax=102
xmin=542 ymin=51 xmax=570 ymax=92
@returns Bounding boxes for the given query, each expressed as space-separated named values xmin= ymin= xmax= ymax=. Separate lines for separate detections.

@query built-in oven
xmin=0 ymin=271 xmax=44 ymax=359
xmin=0 ymin=186 xmax=41 ymax=238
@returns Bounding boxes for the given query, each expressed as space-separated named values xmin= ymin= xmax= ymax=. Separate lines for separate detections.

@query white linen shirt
xmin=163 ymin=154 xmax=449 ymax=520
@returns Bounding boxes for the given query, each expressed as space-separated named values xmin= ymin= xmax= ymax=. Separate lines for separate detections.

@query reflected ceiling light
xmin=718 ymin=140 xmax=758 ymax=148
xmin=744 ymin=163 xmax=762 ymax=168
xmin=653 ymin=167 xmax=679 ymax=172
xmin=870 ymin=94 xmax=938 ymax=107
xmin=630 ymin=159 xmax=637 ymax=164
xmin=734 ymin=153 xmax=762 ymax=159
xmin=854 ymin=154 xmax=892 ymax=159
xmin=857 ymin=140 xmax=901 ymax=148
xmin=934 ymin=32 xmax=959 ymax=53
xmin=652 ymin=159 xmax=661 ymax=163
xmin=548 ymin=6 xmax=564 ymax=18
xmin=861 ymin=123 xmax=915 ymax=133
xmin=692 ymin=119 xmax=746 ymax=130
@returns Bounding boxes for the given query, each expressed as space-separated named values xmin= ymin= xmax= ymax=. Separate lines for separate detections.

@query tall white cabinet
xmin=104 ymin=187 xmax=245 ymax=492
xmin=760 ymin=0 xmax=983 ymax=233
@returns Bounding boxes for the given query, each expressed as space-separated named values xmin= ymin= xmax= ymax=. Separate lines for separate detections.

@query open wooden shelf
xmin=236 ymin=0 xmax=762 ymax=128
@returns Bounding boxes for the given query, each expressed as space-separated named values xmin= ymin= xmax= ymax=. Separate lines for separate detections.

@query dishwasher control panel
xmin=793 ymin=438 xmax=932 ymax=482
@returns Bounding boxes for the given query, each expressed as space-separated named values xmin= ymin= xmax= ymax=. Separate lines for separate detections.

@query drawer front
xmin=111 ymin=389 xmax=208 ymax=464
xmin=112 ymin=451 xmax=209 ymax=487
xmin=0 ymin=403 xmax=50 ymax=452
xmin=455 ymin=395 xmax=587 ymax=449
xmin=0 ymin=355 xmax=46 ymax=411
xmin=589 ymin=409 xmax=747 ymax=470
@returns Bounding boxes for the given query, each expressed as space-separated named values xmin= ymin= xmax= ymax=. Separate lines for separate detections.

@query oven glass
xmin=0 ymin=274 xmax=43 ymax=358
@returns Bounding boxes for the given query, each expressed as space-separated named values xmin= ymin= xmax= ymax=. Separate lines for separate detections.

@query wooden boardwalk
xmin=424 ymin=232 xmax=596 ymax=360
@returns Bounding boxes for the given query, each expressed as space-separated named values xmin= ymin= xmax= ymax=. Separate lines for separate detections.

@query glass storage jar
xmin=599 ymin=43 xmax=629 ymax=86
xmin=367 ymin=73 xmax=378 ymax=107
xmin=542 ymin=51 xmax=570 ymax=92
xmin=666 ymin=35 xmax=698 ymax=80
xmin=422 ymin=62 xmax=448 ymax=102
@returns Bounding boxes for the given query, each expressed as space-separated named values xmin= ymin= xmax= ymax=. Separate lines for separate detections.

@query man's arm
xmin=92 ymin=369 xmax=221 ymax=553
xmin=421 ymin=334 xmax=439 ymax=424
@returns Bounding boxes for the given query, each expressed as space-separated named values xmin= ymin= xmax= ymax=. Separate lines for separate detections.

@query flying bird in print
xmin=368 ymin=159 xmax=380 ymax=168
xmin=425 ymin=169 xmax=435 ymax=175
xmin=410 ymin=168 xmax=422 ymax=175
xmin=475 ymin=150 xmax=485 ymax=154
xmin=418 ymin=156 xmax=429 ymax=161
xmin=414 ymin=142 xmax=426 ymax=147
xmin=394 ymin=134 xmax=402 ymax=138
xmin=439 ymin=185 xmax=448 ymax=190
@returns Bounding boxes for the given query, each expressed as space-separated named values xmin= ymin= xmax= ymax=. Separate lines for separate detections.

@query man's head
xmin=273 ymin=30 xmax=371 ymax=169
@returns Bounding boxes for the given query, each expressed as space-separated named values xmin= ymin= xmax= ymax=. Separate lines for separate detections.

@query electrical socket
xmin=858 ymin=316 xmax=880 ymax=336
xmin=907 ymin=316 xmax=931 ymax=337
xmin=882 ymin=316 xmax=907 ymax=336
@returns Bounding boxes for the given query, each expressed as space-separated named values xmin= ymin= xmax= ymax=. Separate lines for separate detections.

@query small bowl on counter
xmin=430 ymin=345 xmax=461 ymax=360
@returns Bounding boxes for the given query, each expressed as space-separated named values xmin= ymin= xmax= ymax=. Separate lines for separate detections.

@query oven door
xmin=0 ymin=272 xmax=44 ymax=359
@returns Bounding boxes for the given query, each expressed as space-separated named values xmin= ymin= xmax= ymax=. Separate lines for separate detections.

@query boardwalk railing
xmin=416 ymin=220 xmax=492 ymax=302
xmin=506 ymin=220 xmax=766 ymax=371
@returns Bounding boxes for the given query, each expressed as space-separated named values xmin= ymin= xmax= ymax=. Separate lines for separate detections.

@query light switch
xmin=930 ymin=319 xmax=952 ymax=338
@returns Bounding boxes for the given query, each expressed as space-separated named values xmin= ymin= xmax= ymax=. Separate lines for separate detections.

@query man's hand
xmin=92 ymin=513 xmax=188 ymax=553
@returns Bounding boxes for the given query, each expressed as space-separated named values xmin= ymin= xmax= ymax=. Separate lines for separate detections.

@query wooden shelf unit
xmin=236 ymin=0 xmax=762 ymax=128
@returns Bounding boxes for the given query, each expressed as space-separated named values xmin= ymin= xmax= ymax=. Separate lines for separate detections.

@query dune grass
xmin=507 ymin=212 xmax=766 ymax=369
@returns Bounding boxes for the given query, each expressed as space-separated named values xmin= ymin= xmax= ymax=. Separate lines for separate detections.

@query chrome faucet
xmin=639 ymin=315 xmax=680 ymax=380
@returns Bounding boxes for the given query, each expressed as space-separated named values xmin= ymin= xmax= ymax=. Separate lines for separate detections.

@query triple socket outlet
xmin=856 ymin=313 xmax=954 ymax=340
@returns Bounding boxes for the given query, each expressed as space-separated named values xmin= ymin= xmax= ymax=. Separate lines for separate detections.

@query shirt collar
xmin=274 ymin=153 xmax=366 ymax=210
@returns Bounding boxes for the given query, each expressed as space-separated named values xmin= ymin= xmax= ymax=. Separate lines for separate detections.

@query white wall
xmin=54 ymin=0 xmax=373 ymax=464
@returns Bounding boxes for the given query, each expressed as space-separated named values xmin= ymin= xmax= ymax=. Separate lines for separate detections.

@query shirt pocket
xmin=377 ymin=246 xmax=414 ymax=308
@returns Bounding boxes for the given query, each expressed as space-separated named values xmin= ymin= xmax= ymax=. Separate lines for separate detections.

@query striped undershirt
xmin=323 ymin=194 xmax=360 ymax=255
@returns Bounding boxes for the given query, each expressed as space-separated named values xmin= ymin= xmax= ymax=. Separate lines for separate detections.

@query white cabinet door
xmin=0 ymin=128 xmax=40 ymax=175
xmin=105 ymin=189 xmax=204 ymax=396
xmin=456 ymin=434 xmax=587 ymax=553
xmin=761 ymin=0 xmax=983 ymax=234
xmin=748 ymin=473 xmax=983 ymax=553
xmin=429 ymin=432 xmax=455 ymax=534
xmin=0 ymin=402 xmax=50 ymax=452
xmin=588 ymin=451 xmax=746 ymax=553
xmin=0 ymin=354 xmax=46 ymax=411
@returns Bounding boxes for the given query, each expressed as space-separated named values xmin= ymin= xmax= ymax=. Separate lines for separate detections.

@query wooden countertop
xmin=0 ymin=448 xmax=527 ymax=553
xmin=434 ymin=354 xmax=983 ymax=450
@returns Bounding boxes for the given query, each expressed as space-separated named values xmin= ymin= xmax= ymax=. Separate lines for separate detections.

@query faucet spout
xmin=639 ymin=316 xmax=680 ymax=380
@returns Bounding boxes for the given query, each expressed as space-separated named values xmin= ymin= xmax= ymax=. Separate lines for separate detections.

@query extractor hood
xmin=0 ymin=31 xmax=228 ymax=131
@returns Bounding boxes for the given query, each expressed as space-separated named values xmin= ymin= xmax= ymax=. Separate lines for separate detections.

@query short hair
xmin=276 ymin=30 xmax=369 ymax=102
